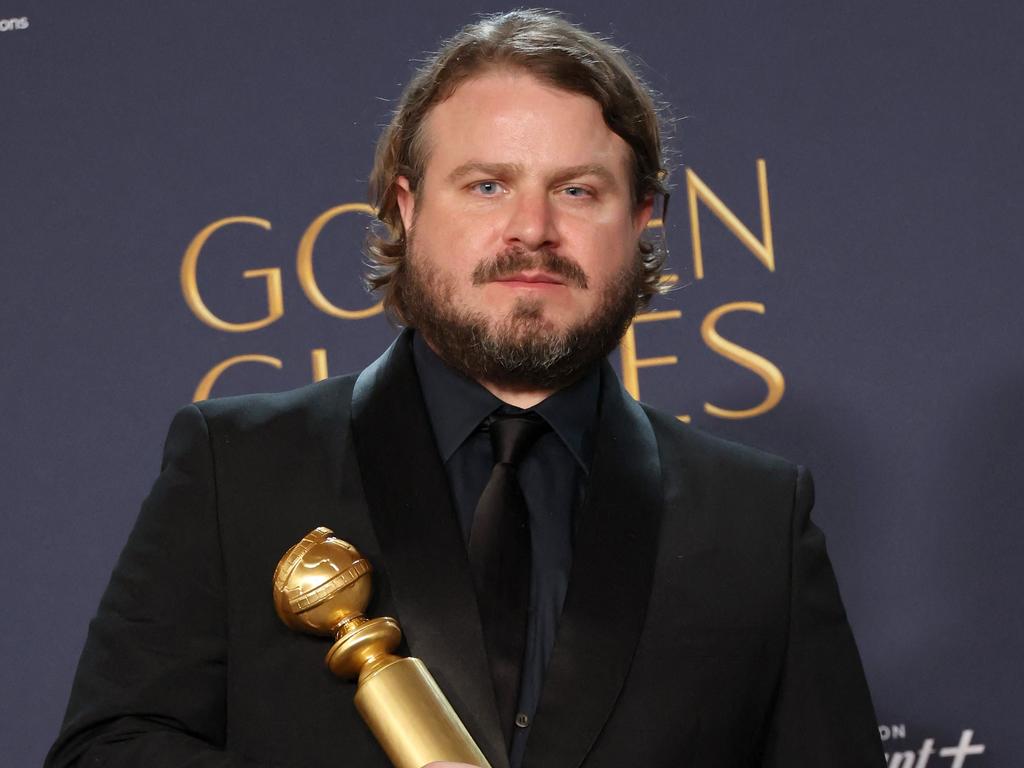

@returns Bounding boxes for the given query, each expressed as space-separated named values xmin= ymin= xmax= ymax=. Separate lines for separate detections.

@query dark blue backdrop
xmin=3 ymin=1 xmax=1022 ymax=765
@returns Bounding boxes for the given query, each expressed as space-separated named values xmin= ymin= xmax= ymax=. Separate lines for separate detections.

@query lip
xmin=492 ymin=271 xmax=566 ymax=286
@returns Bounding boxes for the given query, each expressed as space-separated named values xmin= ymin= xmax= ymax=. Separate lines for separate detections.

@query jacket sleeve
xmin=761 ymin=466 xmax=886 ymax=768
xmin=45 ymin=404 xmax=268 ymax=767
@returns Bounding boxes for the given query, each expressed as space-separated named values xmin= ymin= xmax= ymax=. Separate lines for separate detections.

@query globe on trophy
xmin=273 ymin=526 xmax=491 ymax=768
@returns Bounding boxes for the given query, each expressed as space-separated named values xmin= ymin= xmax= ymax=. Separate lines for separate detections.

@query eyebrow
xmin=445 ymin=161 xmax=619 ymax=188
xmin=446 ymin=161 xmax=522 ymax=183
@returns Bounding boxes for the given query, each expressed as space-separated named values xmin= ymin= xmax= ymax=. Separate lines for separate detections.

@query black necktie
xmin=469 ymin=411 xmax=549 ymax=745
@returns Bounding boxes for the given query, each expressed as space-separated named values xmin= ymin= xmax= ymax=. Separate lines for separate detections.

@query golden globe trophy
xmin=273 ymin=526 xmax=491 ymax=768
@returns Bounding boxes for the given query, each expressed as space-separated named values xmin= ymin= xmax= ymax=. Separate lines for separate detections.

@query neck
xmin=418 ymin=332 xmax=556 ymax=409
xmin=478 ymin=380 xmax=554 ymax=409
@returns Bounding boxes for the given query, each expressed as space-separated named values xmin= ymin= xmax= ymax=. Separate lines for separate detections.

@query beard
xmin=395 ymin=240 xmax=643 ymax=392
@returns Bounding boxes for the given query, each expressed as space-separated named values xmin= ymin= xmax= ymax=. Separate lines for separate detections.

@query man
xmin=48 ymin=10 xmax=884 ymax=768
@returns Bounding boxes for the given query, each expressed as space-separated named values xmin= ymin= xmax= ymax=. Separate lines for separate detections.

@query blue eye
xmin=473 ymin=181 xmax=502 ymax=196
xmin=563 ymin=186 xmax=591 ymax=198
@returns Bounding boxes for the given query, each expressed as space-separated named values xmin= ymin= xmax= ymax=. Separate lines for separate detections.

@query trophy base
xmin=356 ymin=656 xmax=491 ymax=768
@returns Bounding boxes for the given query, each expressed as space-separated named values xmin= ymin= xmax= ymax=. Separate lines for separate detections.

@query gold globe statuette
xmin=273 ymin=527 xmax=491 ymax=768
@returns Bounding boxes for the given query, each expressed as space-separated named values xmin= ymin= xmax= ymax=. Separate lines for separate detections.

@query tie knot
xmin=488 ymin=411 xmax=549 ymax=467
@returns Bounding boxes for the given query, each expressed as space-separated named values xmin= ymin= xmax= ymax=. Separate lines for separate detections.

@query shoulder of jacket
xmin=188 ymin=373 xmax=359 ymax=434
xmin=640 ymin=402 xmax=798 ymax=482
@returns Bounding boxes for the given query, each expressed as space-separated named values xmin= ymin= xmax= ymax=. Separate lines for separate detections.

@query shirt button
xmin=515 ymin=713 xmax=530 ymax=728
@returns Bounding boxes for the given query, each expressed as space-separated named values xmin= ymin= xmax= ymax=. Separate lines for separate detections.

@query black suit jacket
xmin=48 ymin=331 xmax=884 ymax=768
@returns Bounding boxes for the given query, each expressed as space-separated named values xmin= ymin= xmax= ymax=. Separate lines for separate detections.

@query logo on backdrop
xmin=180 ymin=160 xmax=784 ymax=422
xmin=0 ymin=16 xmax=29 ymax=32
xmin=880 ymin=723 xmax=986 ymax=767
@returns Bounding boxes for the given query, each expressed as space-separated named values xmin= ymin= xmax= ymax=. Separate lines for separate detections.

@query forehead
xmin=418 ymin=69 xmax=632 ymax=181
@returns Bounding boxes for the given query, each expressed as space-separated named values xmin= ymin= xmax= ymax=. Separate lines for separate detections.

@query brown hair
xmin=365 ymin=9 xmax=670 ymax=322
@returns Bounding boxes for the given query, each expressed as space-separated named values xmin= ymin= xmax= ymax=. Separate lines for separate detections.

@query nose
xmin=502 ymin=188 xmax=559 ymax=251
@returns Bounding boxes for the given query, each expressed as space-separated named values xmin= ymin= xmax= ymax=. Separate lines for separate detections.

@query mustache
xmin=471 ymin=248 xmax=589 ymax=289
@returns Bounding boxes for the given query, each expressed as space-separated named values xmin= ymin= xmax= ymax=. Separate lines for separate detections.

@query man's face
xmin=395 ymin=69 xmax=653 ymax=390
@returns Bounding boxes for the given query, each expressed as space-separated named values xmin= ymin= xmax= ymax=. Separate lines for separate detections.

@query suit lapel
xmin=522 ymin=363 xmax=664 ymax=768
xmin=350 ymin=331 xmax=509 ymax=768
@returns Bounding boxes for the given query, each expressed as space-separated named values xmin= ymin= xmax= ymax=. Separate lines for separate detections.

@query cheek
xmin=445 ymin=219 xmax=506 ymax=264
xmin=570 ymin=222 xmax=637 ymax=279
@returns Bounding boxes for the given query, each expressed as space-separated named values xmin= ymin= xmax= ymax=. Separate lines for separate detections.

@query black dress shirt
xmin=412 ymin=332 xmax=599 ymax=767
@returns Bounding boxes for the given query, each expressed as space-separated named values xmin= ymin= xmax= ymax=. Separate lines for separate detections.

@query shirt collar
xmin=412 ymin=331 xmax=599 ymax=472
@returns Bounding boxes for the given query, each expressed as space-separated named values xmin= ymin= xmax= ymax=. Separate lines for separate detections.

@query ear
xmin=395 ymin=176 xmax=416 ymax=234
xmin=633 ymin=193 xmax=655 ymax=235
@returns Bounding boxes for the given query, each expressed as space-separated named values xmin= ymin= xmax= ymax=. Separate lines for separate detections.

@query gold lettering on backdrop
xmin=184 ymin=163 xmax=786 ymax=422
xmin=617 ymin=272 xmax=692 ymax=421
xmin=620 ymin=311 xmax=682 ymax=398
xmin=620 ymin=308 xmax=691 ymax=422
xmin=700 ymin=302 xmax=785 ymax=419
xmin=193 ymin=354 xmax=283 ymax=401
xmin=297 ymin=203 xmax=384 ymax=319
xmin=687 ymin=159 xmax=773 ymax=279
xmin=311 ymin=348 xmax=329 ymax=382
xmin=181 ymin=216 xmax=283 ymax=332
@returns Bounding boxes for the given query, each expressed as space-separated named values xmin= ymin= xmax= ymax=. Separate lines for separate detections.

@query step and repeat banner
xmin=3 ymin=1 xmax=1021 ymax=765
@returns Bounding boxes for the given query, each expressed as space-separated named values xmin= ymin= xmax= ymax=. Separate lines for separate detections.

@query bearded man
xmin=47 ymin=10 xmax=884 ymax=768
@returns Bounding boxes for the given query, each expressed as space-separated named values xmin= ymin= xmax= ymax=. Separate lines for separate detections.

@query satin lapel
xmin=350 ymin=331 xmax=508 ymax=768
xmin=522 ymin=364 xmax=664 ymax=768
